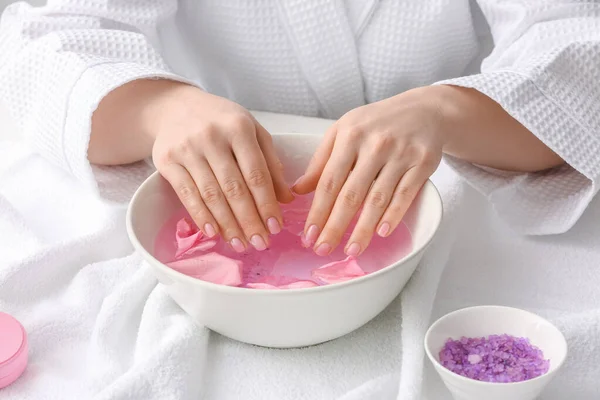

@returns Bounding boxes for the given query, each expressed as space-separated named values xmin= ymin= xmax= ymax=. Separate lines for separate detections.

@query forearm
xmin=88 ymin=79 xmax=188 ymax=165
xmin=434 ymin=84 xmax=564 ymax=172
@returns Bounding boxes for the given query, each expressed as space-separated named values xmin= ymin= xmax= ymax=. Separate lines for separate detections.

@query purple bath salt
xmin=439 ymin=334 xmax=550 ymax=383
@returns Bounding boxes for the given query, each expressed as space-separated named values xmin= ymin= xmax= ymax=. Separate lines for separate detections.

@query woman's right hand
xmin=150 ymin=82 xmax=294 ymax=252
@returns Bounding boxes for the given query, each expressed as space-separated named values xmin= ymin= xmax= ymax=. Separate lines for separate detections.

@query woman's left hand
xmin=292 ymin=86 xmax=446 ymax=257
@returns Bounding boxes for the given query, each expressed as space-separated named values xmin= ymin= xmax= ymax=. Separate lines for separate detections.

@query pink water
xmin=153 ymin=195 xmax=413 ymax=288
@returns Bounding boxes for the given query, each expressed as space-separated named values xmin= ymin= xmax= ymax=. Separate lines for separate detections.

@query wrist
xmin=402 ymin=85 xmax=455 ymax=149
xmin=136 ymin=79 xmax=200 ymax=141
xmin=89 ymin=78 xmax=199 ymax=165
xmin=428 ymin=85 xmax=458 ymax=147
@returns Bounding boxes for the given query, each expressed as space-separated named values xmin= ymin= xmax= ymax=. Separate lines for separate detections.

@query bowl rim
xmin=423 ymin=305 xmax=568 ymax=387
xmin=126 ymin=132 xmax=444 ymax=295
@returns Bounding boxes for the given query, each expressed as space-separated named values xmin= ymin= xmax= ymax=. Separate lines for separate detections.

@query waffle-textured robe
xmin=0 ymin=0 xmax=598 ymax=234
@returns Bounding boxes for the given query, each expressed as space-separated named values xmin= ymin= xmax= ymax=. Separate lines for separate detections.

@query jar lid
xmin=0 ymin=312 xmax=28 ymax=389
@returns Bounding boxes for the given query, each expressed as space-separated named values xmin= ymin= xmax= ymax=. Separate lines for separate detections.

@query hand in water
xmin=152 ymin=85 xmax=294 ymax=253
xmin=293 ymin=87 xmax=444 ymax=256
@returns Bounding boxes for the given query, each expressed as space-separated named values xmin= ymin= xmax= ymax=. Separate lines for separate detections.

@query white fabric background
xmin=1 ymin=111 xmax=600 ymax=400
xmin=0 ymin=1 xmax=599 ymax=399
xmin=0 ymin=0 xmax=598 ymax=235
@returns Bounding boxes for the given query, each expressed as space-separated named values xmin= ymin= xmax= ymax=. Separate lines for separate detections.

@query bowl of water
xmin=126 ymin=133 xmax=443 ymax=348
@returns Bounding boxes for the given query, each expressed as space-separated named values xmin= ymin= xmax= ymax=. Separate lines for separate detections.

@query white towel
xmin=1 ymin=112 xmax=599 ymax=400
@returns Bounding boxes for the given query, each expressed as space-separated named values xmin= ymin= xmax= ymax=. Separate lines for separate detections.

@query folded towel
xmin=1 ymin=112 xmax=598 ymax=400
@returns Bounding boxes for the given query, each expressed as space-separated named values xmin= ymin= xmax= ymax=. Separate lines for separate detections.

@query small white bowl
xmin=424 ymin=306 xmax=567 ymax=400
xmin=126 ymin=133 xmax=443 ymax=348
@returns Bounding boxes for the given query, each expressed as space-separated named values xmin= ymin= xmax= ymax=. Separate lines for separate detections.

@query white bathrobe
xmin=0 ymin=0 xmax=598 ymax=234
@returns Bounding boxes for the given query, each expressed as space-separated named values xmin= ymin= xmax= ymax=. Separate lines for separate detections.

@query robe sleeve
xmin=0 ymin=0 xmax=195 ymax=201
xmin=436 ymin=0 xmax=600 ymax=234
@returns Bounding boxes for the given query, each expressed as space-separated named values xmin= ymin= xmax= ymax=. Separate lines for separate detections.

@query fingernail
xmin=300 ymin=232 xmax=310 ymax=248
xmin=346 ymin=242 xmax=361 ymax=257
xmin=230 ymin=238 xmax=245 ymax=253
xmin=378 ymin=222 xmax=390 ymax=237
xmin=267 ymin=217 xmax=281 ymax=235
xmin=204 ymin=223 xmax=217 ymax=238
xmin=315 ymin=243 xmax=331 ymax=256
xmin=303 ymin=224 xmax=319 ymax=247
xmin=250 ymin=234 xmax=267 ymax=251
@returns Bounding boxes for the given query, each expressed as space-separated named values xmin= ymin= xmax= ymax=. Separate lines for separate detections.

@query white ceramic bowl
xmin=424 ymin=306 xmax=568 ymax=400
xmin=126 ymin=133 xmax=443 ymax=348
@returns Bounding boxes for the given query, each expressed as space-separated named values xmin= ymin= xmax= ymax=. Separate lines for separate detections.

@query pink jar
xmin=0 ymin=312 xmax=28 ymax=389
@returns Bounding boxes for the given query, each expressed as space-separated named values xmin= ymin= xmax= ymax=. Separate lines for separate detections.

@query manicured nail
xmin=378 ymin=222 xmax=390 ymax=237
xmin=300 ymin=232 xmax=310 ymax=248
xmin=250 ymin=234 xmax=267 ymax=251
xmin=230 ymin=238 xmax=245 ymax=253
xmin=267 ymin=217 xmax=281 ymax=235
xmin=305 ymin=225 xmax=319 ymax=246
xmin=204 ymin=223 xmax=217 ymax=238
xmin=315 ymin=243 xmax=332 ymax=256
xmin=346 ymin=242 xmax=361 ymax=257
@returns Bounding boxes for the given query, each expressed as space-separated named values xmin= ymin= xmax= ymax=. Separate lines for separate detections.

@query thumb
xmin=292 ymin=127 xmax=336 ymax=195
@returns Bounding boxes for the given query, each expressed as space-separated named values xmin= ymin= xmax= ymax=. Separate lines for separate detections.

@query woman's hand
xmin=292 ymin=87 xmax=445 ymax=257
xmin=150 ymin=83 xmax=294 ymax=252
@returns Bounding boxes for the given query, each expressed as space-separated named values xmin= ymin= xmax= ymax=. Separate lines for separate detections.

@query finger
xmin=314 ymin=156 xmax=384 ymax=256
xmin=158 ymin=163 xmax=219 ymax=239
xmin=205 ymin=142 xmax=271 ymax=251
xmin=377 ymin=166 xmax=431 ymax=237
xmin=292 ymin=126 xmax=337 ymax=194
xmin=254 ymin=122 xmax=294 ymax=203
xmin=183 ymin=156 xmax=248 ymax=252
xmin=301 ymin=141 xmax=356 ymax=250
xmin=232 ymin=129 xmax=284 ymax=235
xmin=344 ymin=163 xmax=405 ymax=256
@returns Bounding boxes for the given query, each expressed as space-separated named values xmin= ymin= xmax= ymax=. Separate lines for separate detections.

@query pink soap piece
xmin=281 ymin=280 xmax=319 ymax=289
xmin=246 ymin=280 xmax=319 ymax=290
xmin=250 ymin=275 xmax=305 ymax=287
xmin=174 ymin=218 xmax=216 ymax=258
xmin=312 ymin=255 xmax=365 ymax=284
xmin=176 ymin=217 xmax=196 ymax=236
xmin=246 ymin=282 xmax=279 ymax=290
xmin=167 ymin=252 xmax=243 ymax=286
xmin=0 ymin=312 xmax=28 ymax=389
